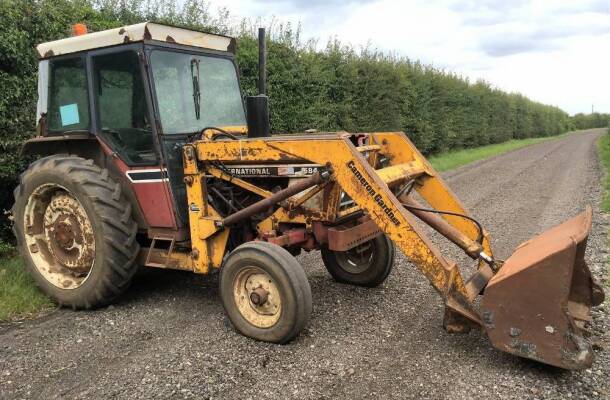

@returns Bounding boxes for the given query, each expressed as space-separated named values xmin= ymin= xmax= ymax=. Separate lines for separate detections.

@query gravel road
xmin=1 ymin=128 xmax=608 ymax=400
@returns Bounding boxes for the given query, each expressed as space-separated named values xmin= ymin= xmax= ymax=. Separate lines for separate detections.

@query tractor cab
xmin=31 ymin=22 xmax=246 ymax=236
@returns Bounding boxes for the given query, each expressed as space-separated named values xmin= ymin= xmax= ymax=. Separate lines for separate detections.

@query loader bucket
xmin=481 ymin=206 xmax=605 ymax=369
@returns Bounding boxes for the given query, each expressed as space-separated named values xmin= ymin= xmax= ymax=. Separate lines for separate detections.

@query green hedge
xmin=571 ymin=112 xmax=610 ymax=130
xmin=0 ymin=0 xmax=580 ymax=242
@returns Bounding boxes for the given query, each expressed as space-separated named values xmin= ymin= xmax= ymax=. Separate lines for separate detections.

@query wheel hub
xmin=250 ymin=286 xmax=269 ymax=305
xmin=53 ymin=216 xmax=76 ymax=249
xmin=43 ymin=194 xmax=95 ymax=273
xmin=233 ymin=267 xmax=282 ymax=328
xmin=338 ymin=241 xmax=374 ymax=274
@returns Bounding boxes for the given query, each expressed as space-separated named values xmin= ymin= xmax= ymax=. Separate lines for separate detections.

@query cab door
xmin=89 ymin=47 xmax=177 ymax=229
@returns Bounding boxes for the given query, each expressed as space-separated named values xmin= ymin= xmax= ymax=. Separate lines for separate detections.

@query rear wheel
xmin=12 ymin=155 xmax=139 ymax=308
xmin=321 ymin=234 xmax=395 ymax=287
xmin=219 ymin=241 xmax=312 ymax=343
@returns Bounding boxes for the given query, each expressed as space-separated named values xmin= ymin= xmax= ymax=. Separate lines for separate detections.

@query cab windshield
xmin=150 ymin=50 xmax=246 ymax=135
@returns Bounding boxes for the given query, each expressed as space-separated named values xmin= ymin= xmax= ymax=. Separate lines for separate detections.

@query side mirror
xmin=246 ymin=95 xmax=270 ymax=138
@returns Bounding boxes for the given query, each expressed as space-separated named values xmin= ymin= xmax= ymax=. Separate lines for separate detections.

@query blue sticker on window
xmin=59 ymin=103 xmax=79 ymax=126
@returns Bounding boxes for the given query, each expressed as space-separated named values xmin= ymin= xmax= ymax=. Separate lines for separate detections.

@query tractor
xmin=13 ymin=22 xmax=604 ymax=369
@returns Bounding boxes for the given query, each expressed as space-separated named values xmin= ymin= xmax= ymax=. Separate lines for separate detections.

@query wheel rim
xmin=23 ymin=184 xmax=95 ymax=289
xmin=335 ymin=241 xmax=375 ymax=274
xmin=233 ymin=266 xmax=282 ymax=328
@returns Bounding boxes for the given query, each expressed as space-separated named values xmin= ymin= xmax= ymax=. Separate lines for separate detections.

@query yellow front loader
xmin=181 ymin=130 xmax=604 ymax=370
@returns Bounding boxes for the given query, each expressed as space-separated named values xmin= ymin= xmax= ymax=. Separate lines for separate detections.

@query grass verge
xmin=596 ymin=128 xmax=610 ymax=287
xmin=430 ymin=136 xmax=559 ymax=172
xmin=597 ymin=130 xmax=610 ymax=213
xmin=0 ymin=251 xmax=54 ymax=322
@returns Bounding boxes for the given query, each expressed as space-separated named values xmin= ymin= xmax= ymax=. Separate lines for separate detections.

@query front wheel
xmin=219 ymin=241 xmax=312 ymax=343
xmin=321 ymin=234 xmax=395 ymax=287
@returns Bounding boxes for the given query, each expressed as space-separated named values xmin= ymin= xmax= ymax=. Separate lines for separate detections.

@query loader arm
xmin=374 ymin=132 xmax=494 ymax=261
xmin=266 ymin=134 xmax=485 ymax=327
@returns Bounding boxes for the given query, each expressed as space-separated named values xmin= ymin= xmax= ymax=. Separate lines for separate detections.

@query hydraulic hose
xmin=400 ymin=195 xmax=493 ymax=265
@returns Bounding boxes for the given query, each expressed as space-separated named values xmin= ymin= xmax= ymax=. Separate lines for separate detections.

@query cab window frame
xmin=88 ymin=43 xmax=160 ymax=167
xmin=144 ymin=41 xmax=246 ymax=139
xmin=45 ymin=53 xmax=92 ymax=135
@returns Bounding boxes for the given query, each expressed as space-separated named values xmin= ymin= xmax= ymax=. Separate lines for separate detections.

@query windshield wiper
xmin=190 ymin=58 xmax=201 ymax=120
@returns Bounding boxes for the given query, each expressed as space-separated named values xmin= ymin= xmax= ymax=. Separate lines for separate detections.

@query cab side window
xmin=93 ymin=51 xmax=155 ymax=164
xmin=47 ymin=57 xmax=90 ymax=132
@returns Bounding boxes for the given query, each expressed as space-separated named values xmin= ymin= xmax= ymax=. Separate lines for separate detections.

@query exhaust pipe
xmin=246 ymin=27 xmax=270 ymax=138
xmin=258 ymin=27 xmax=266 ymax=96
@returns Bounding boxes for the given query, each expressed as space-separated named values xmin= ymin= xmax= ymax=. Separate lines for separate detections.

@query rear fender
xmin=21 ymin=135 xmax=149 ymax=230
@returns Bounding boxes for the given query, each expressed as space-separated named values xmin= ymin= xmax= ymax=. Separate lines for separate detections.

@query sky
xmin=208 ymin=0 xmax=610 ymax=115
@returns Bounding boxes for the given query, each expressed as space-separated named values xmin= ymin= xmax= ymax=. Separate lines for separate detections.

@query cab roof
xmin=36 ymin=22 xmax=235 ymax=59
